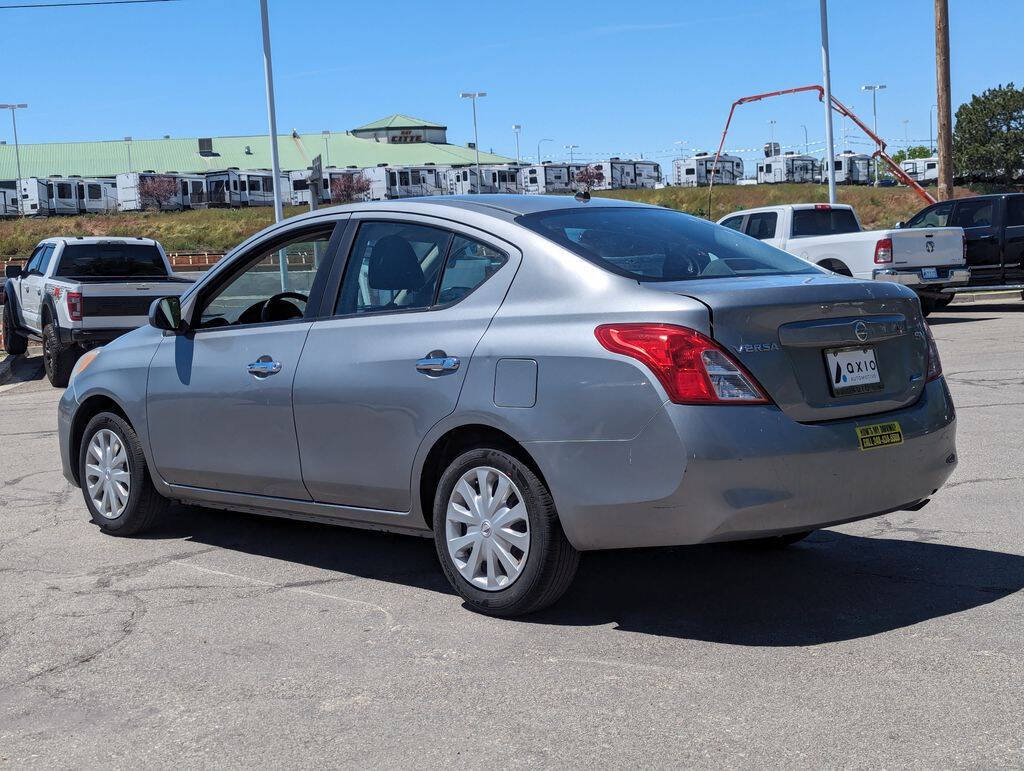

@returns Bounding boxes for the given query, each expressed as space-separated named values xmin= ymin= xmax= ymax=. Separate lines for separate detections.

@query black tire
xmin=78 ymin=411 xmax=168 ymax=536
xmin=819 ymin=259 xmax=853 ymax=277
xmin=918 ymin=297 xmax=935 ymax=317
xmin=433 ymin=448 xmax=579 ymax=617
xmin=933 ymin=295 xmax=954 ymax=309
xmin=42 ymin=322 xmax=77 ymax=387
xmin=743 ymin=530 xmax=814 ymax=549
xmin=2 ymin=301 xmax=27 ymax=356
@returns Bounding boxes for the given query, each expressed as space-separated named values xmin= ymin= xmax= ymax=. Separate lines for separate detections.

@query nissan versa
xmin=57 ymin=195 xmax=958 ymax=616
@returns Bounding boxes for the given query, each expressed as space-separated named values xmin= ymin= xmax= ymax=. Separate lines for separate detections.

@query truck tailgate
xmin=73 ymin=279 xmax=191 ymax=329
xmin=890 ymin=226 xmax=964 ymax=267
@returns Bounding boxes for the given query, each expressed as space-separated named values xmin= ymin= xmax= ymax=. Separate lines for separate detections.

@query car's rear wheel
xmin=433 ymin=448 xmax=579 ymax=617
xmin=2 ymin=301 xmax=27 ymax=355
xmin=43 ymin=323 xmax=77 ymax=387
xmin=78 ymin=412 xmax=168 ymax=536
xmin=933 ymin=295 xmax=954 ymax=309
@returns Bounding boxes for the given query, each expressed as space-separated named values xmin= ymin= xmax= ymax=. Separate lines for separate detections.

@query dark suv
xmin=900 ymin=193 xmax=1024 ymax=306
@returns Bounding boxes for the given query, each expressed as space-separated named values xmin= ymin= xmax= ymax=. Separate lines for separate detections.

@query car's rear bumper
xmin=873 ymin=266 xmax=970 ymax=290
xmin=527 ymin=378 xmax=957 ymax=551
xmin=57 ymin=326 xmax=135 ymax=346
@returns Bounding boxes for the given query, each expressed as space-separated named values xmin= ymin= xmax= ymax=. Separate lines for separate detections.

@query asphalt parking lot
xmin=1 ymin=298 xmax=1022 ymax=768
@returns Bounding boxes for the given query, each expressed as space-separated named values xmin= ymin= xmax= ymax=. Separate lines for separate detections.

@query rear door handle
xmin=416 ymin=352 xmax=460 ymax=374
xmin=248 ymin=355 xmax=282 ymax=378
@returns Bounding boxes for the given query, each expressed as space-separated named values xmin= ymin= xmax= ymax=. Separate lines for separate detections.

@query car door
xmin=950 ymin=197 xmax=1002 ymax=284
xmin=20 ymin=245 xmax=53 ymax=331
xmin=1002 ymin=195 xmax=1024 ymax=284
xmin=146 ymin=220 xmax=345 ymax=499
xmin=292 ymin=215 xmax=519 ymax=512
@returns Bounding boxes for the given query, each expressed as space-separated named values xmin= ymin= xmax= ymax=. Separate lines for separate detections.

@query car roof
xmin=41 ymin=236 xmax=159 ymax=246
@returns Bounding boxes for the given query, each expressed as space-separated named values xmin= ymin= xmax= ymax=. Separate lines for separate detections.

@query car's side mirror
xmin=149 ymin=296 xmax=183 ymax=333
xmin=5 ymin=264 xmax=23 ymax=279
xmin=894 ymin=220 xmax=905 ymax=229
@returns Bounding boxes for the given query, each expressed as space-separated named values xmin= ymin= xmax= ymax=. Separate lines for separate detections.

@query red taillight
xmin=595 ymin=323 xmax=770 ymax=404
xmin=923 ymin=322 xmax=942 ymax=381
xmin=66 ymin=291 xmax=83 ymax=322
xmin=874 ymin=237 xmax=893 ymax=264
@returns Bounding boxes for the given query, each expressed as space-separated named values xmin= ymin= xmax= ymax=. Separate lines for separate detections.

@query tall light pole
xmin=460 ymin=91 xmax=486 ymax=193
xmin=259 ymin=0 xmax=284 ymax=227
xmin=0 ymin=103 xmax=27 ymax=197
xmin=801 ymin=124 xmax=809 ymax=154
xmin=819 ymin=0 xmax=837 ymax=204
xmin=902 ymin=119 xmax=910 ymax=154
xmin=861 ymin=83 xmax=886 ymax=185
xmin=124 ymin=136 xmax=133 ymax=173
xmin=537 ymin=137 xmax=552 ymax=164
xmin=512 ymin=124 xmax=521 ymax=166
xmin=322 ymin=129 xmax=330 ymax=167
xmin=564 ymin=144 xmax=579 ymax=164
xmin=935 ymin=0 xmax=953 ymax=200
xmin=768 ymin=119 xmax=776 ymax=148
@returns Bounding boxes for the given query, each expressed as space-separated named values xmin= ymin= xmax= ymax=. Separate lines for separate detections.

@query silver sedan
xmin=58 ymin=195 xmax=957 ymax=616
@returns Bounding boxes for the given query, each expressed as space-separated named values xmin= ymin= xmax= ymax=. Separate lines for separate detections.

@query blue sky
xmin=1 ymin=0 xmax=1020 ymax=166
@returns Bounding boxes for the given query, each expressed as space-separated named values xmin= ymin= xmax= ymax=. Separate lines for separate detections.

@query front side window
xmin=198 ymin=228 xmax=333 ymax=328
xmin=335 ymin=222 xmax=451 ymax=315
xmin=25 ymin=245 xmax=46 ymax=274
xmin=907 ymin=201 xmax=953 ymax=228
xmin=952 ymin=198 xmax=994 ymax=228
xmin=517 ymin=207 xmax=820 ymax=283
xmin=720 ymin=215 xmax=744 ymax=232
xmin=37 ymin=245 xmax=57 ymax=275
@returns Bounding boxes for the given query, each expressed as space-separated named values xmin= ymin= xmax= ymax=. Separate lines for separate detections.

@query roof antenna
xmin=574 ymin=189 xmax=591 ymax=202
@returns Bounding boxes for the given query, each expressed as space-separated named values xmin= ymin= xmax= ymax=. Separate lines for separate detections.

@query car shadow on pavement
xmin=927 ymin=315 xmax=997 ymax=325
xmin=153 ymin=504 xmax=1024 ymax=646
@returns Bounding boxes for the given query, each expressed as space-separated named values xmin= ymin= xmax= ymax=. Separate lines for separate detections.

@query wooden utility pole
xmin=935 ymin=0 xmax=954 ymax=200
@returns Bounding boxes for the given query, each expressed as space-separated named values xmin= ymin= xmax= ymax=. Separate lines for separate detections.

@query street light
xmin=800 ymin=124 xmax=808 ymax=154
xmin=768 ymin=119 xmax=776 ymax=147
xmin=123 ymin=136 xmax=132 ymax=173
xmin=0 ymin=103 xmax=27 ymax=208
xmin=537 ymin=137 xmax=552 ymax=164
xmin=512 ymin=124 xmax=521 ymax=166
xmin=861 ymin=83 xmax=886 ymax=185
xmin=460 ymin=91 xmax=486 ymax=193
xmin=564 ymin=144 xmax=579 ymax=164
xmin=902 ymin=119 xmax=910 ymax=155
xmin=322 ymin=129 xmax=331 ymax=167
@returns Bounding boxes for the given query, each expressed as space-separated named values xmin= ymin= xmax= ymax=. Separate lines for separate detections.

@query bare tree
xmin=330 ymin=173 xmax=371 ymax=203
xmin=137 ymin=175 xmax=180 ymax=210
xmin=574 ymin=167 xmax=605 ymax=192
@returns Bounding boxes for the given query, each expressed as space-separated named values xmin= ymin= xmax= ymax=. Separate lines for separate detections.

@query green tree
xmin=891 ymin=145 xmax=933 ymax=164
xmin=953 ymin=82 xmax=1024 ymax=183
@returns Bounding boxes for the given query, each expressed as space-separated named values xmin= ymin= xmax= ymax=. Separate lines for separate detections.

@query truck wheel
xmin=918 ymin=297 xmax=936 ymax=317
xmin=78 ymin=411 xmax=168 ymax=535
xmin=42 ymin=323 xmax=77 ymax=387
xmin=933 ymin=295 xmax=953 ymax=310
xmin=2 ymin=301 xmax=28 ymax=356
xmin=433 ymin=448 xmax=579 ymax=617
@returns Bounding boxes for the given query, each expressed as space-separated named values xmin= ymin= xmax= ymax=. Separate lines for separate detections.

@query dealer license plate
xmin=824 ymin=346 xmax=882 ymax=396
xmin=921 ymin=267 xmax=938 ymax=279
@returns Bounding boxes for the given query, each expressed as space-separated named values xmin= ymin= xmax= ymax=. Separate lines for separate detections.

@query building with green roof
xmin=0 ymin=114 xmax=511 ymax=180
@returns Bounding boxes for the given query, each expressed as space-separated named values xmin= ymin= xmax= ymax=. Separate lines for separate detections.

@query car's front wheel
xmin=2 ymin=301 xmax=27 ymax=355
xmin=78 ymin=412 xmax=168 ymax=535
xmin=433 ymin=448 xmax=579 ymax=617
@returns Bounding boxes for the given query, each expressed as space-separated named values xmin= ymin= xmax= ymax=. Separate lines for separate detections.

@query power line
xmin=0 ymin=0 xmax=177 ymax=9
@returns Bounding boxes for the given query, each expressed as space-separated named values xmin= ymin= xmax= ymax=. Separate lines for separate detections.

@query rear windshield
xmin=54 ymin=243 xmax=167 ymax=278
xmin=790 ymin=207 xmax=860 ymax=237
xmin=516 ymin=206 xmax=821 ymax=282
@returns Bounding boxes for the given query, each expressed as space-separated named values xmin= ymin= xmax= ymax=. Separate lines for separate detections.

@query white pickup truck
xmin=2 ymin=237 xmax=192 ymax=386
xmin=718 ymin=203 xmax=969 ymax=314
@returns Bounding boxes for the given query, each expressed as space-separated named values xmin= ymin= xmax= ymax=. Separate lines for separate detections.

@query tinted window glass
xmin=24 ymin=246 xmax=44 ymax=273
xmin=745 ymin=212 xmax=778 ymax=240
xmin=517 ymin=207 xmax=821 ymax=282
xmin=88 ymin=184 xmax=101 ymax=200
xmin=335 ymin=222 xmax=451 ymax=315
xmin=199 ymin=229 xmax=332 ymax=328
xmin=907 ymin=201 xmax=953 ymax=228
xmin=791 ymin=208 xmax=860 ymax=237
xmin=1006 ymin=196 xmax=1024 ymax=227
xmin=36 ymin=245 xmax=56 ymax=274
xmin=437 ymin=236 xmax=507 ymax=305
xmin=55 ymin=243 xmax=167 ymax=278
xmin=952 ymin=198 xmax=994 ymax=228
xmin=56 ymin=183 xmax=72 ymax=199
xmin=720 ymin=216 xmax=743 ymax=231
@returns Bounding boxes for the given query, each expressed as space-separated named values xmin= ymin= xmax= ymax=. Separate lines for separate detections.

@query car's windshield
xmin=54 ymin=243 xmax=167 ymax=278
xmin=516 ymin=206 xmax=822 ymax=282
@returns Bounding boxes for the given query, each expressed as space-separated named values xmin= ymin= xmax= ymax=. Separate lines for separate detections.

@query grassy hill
xmin=0 ymin=183 xmax=1001 ymax=259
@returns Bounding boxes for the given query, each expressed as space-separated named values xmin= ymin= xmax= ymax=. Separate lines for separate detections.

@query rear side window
xmin=54 ymin=243 xmax=167 ymax=278
xmin=790 ymin=208 xmax=860 ymax=237
xmin=516 ymin=207 xmax=821 ymax=282
xmin=907 ymin=201 xmax=953 ymax=228
xmin=745 ymin=212 xmax=778 ymax=240
xmin=437 ymin=236 xmax=507 ymax=305
xmin=952 ymin=198 xmax=994 ymax=228
xmin=1007 ymin=196 xmax=1024 ymax=227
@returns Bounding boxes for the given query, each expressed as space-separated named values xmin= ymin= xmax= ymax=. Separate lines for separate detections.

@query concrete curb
xmin=952 ymin=290 xmax=1022 ymax=304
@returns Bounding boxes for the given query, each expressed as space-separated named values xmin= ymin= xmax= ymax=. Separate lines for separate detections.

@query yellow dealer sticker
xmin=856 ymin=421 xmax=904 ymax=450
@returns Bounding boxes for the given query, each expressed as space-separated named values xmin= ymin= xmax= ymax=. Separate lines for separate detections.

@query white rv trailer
xmin=17 ymin=178 xmax=51 ymax=215
xmin=900 ymin=156 xmax=939 ymax=183
xmin=117 ymin=172 xmax=192 ymax=211
xmin=673 ymin=152 xmax=745 ymax=187
xmin=68 ymin=177 xmax=118 ymax=213
xmin=204 ymin=169 xmax=280 ymax=208
xmin=46 ymin=176 xmax=80 ymax=215
xmin=520 ymin=163 xmax=572 ymax=194
xmin=479 ymin=164 xmax=521 ymax=194
xmin=586 ymin=159 xmax=661 ymax=190
xmin=634 ymin=161 xmax=661 ymax=188
xmin=361 ymin=165 xmax=446 ymax=200
xmin=821 ymin=152 xmax=871 ymax=184
xmin=757 ymin=152 xmax=820 ymax=184
xmin=172 ymin=173 xmax=208 ymax=209
xmin=0 ymin=183 xmax=17 ymax=217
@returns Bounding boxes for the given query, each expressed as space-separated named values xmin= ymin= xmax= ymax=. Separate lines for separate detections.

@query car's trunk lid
xmin=655 ymin=274 xmax=929 ymax=422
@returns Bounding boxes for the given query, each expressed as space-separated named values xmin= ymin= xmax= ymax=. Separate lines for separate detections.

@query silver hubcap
xmin=85 ymin=429 xmax=131 ymax=519
xmin=445 ymin=466 xmax=530 ymax=591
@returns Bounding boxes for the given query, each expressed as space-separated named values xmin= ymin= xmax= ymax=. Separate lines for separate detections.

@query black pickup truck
xmin=899 ymin=193 xmax=1024 ymax=305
